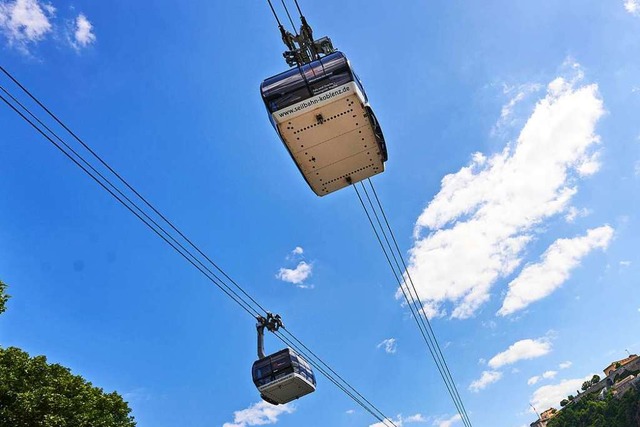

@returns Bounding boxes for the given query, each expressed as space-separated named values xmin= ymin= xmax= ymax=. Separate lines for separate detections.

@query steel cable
xmin=354 ymin=181 xmax=473 ymax=427
xmin=0 ymin=69 xmax=397 ymax=426
xmin=366 ymin=178 xmax=473 ymax=425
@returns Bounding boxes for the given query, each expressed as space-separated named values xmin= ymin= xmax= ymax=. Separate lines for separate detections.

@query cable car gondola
xmin=252 ymin=313 xmax=316 ymax=405
xmin=260 ymin=6 xmax=387 ymax=196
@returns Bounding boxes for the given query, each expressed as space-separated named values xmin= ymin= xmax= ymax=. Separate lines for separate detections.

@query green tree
xmin=560 ymin=399 xmax=569 ymax=407
xmin=547 ymin=389 xmax=640 ymax=427
xmin=591 ymin=375 xmax=601 ymax=384
xmin=582 ymin=381 xmax=591 ymax=391
xmin=0 ymin=279 xmax=9 ymax=314
xmin=0 ymin=280 xmax=136 ymax=427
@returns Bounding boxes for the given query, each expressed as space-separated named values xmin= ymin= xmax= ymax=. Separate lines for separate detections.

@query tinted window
xmin=271 ymin=353 xmax=292 ymax=372
xmin=260 ymin=52 xmax=353 ymax=112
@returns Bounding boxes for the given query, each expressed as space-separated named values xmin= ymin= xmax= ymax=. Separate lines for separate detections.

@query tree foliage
xmin=0 ymin=279 xmax=9 ymax=315
xmin=0 ymin=280 xmax=136 ymax=427
xmin=548 ymin=389 xmax=640 ymax=427
xmin=0 ymin=347 xmax=136 ymax=427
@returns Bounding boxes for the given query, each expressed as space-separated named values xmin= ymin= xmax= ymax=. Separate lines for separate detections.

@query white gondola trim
xmin=271 ymin=82 xmax=366 ymax=123
xmin=257 ymin=372 xmax=315 ymax=392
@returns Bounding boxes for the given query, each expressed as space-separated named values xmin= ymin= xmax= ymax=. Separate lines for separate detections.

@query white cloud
xmin=530 ymin=376 xmax=591 ymax=412
xmin=565 ymin=206 xmax=590 ymax=223
xmin=634 ymin=161 xmax=640 ymax=176
xmin=625 ymin=0 xmax=640 ymax=16
xmin=530 ymin=370 xmax=558 ymax=385
xmin=493 ymin=83 xmax=542 ymax=134
xmin=370 ymin=419 xmax=399 ymax=427
xmin=346 ymin=409 xmax=355 ymax=415
xmin=576 ymin=152 xmax=601 ymax=176
xmin=369 ymin=413 xmax=429 ymax=427
xmin=406 ymin=414 xmax=427 ymax=423
xmin=620 ymin=260 xmax=632 ymax=267
xmin=498 ymin=225 xmax=614 ymax=316
xmin=488 ymin=338 xmax=552 ymax=369
xmin=70 ymin=13 xmax=95 ymax=49
xmin=469 ymin=370 xmax=503 ymax=392
xmin=0 ymin=0 xmax=54 ymax=51
xmin=559 ymin=361 xmax=572 ymax=369
xmin=222 ymin=401 xmax=295 ymax=427
xmin=434 ymin=414 xmax=462 ymax=427
xmin=377 ymin=338 xmax=397 ymax=354
xmin=292 ymin=246 xmax=304 ymax=255
xmin=276 ymin=261 xmax=312 ymax=286
xmin=404 ymin=68 xmax=604 ymax=319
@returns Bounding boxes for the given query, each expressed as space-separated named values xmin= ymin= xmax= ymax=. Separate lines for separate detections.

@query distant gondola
xmin=252 ymin=347 xmax=316 ymax=405
xmin=252 ymin=313 xmax=316 ymax=405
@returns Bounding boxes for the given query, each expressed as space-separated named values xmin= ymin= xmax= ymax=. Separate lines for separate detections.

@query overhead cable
xmin=354 ymin=180 xmax=473 ymax=427
xmin=0 ymin=67 xmax=397 ymax=427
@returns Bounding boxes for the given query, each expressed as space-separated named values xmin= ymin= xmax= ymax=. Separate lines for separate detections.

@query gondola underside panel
xmin=275 ymin=93 xmax=385 ymax=196
xmin=258 ymin=373 xmax=316 ymax=404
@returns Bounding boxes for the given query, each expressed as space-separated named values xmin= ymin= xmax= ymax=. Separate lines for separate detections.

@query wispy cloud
xmin=559 ymin=361 xmax=572 ymax=370
xmin=625 ymin=0 xmax=640 ymax=16
xmin=406 ymin=414 xmax=427 ymax=423
xmin=565 ymin=206 xmax=590 ymax=223
xmin=530 ymin=376 xmax=591 ymax=412
xmin=403 ymin=65 xmax=604 ymax=319
xmin=434 ymin=414 xmax=462 ymax=427
xmin=0 ymin=0 xmax=54 ymax=52
xmin=222 ymin=401 xmax=295 ymax=427
xmin=488 ymin=338 xmax=552 ymax=369
xmin=286 ymin=246 xmax=304 ymax=261
xmin=69 ymin=13 xmax=95 ymax=50
xmin=276 ymin=261 xmax=312 ymax=287
xmin=493 ymin=82 xmax=542 ymax=135
xmin=528 ymin=370 xmax=558 ymax=386
xmin=528 ymin=376 xmax=541 ymax=386
xmin=1 ymin=0 xmax=97 ymax=54
xmin=369 ymin=413 xmax=428 ymax=427
xmin=469 ymin=370 xmax=503 ymax=392
xmin=498 ymin=225 xmax=614 ymax=316
xmin=276 ymin=247 xmax=313 ymax=288
xmin=377 ymin=338 xmax=398 ymax=354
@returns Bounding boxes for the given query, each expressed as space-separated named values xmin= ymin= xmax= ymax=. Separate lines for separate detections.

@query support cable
xmin=274 ymin=330 xmax=397 ymax=427
xmin=280 ymin=0 xmax=299 ymax=36
xmin=0 ymin=83 xmax=262 ymax=321
xmin=293 ymin=0 xmax=304 ymax=17
xmin=0 ymin=65 xmax=270 ymax=318
xmin=360 ymin=181 xmax=472 ymax=427
xmin=367 ymin=178 xmax=473 ymax=426
xmin=266 ymin=0 xmax=283 ymax=27
xmin=280 ymin=327 xmax=395 ymax=425
xmin=0 ymin=70 xmax=397 ymax=426
xmin=0 ymin=89 xmax=260 ymax=319
xmin=353 ymin=184 xmax=471 ymax=427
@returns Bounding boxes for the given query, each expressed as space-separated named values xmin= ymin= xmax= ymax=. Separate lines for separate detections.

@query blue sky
xmin=1 ymin=1 xmax=639 ymax=426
